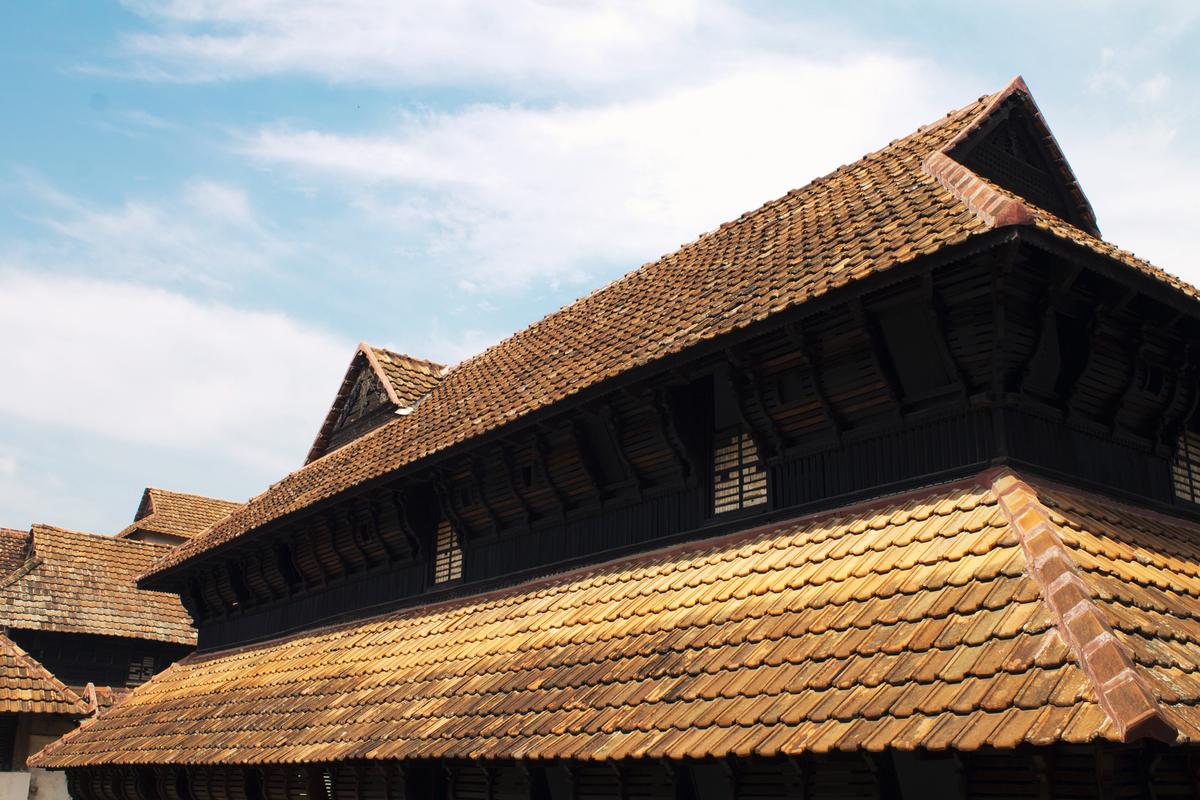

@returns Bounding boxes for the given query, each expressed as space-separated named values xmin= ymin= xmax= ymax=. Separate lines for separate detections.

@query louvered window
xmin=1173 ymin=430 xmax=1200 ymax=504
xmin=713 ymin=430 xmax=768 ymax=515
xmin=127 ymin=654 xmax=155 ymax=686
xmin=433 ymin=519 xmax=464 ymax=584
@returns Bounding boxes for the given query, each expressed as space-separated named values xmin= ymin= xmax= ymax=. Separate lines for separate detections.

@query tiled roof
xmin=306 ymin=344 xmax=446 ymax=464
xmin=116 ymin=488 xmax=241 ymax=541
xmin=0 ymin=524 xmax=195 ymax=646
xmin=148 ymin=77 xmax=1200 ymax=579
xmin=33 ymin=469 xmax=1200 ymax=768
xmin=369 ymin=346 xmax=446 ymax=409
xmin=0 ymin=527 xmax=30 ymax=576
xmin=0 ymin=633 xmax=89 ymax=715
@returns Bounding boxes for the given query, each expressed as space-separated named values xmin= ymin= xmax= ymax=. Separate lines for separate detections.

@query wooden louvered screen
xmin=1173 ymin=430 xmax=1200 ymax=504
xmin=433 ymin=520 xmax=463 ymax=584
xmin=713 ymin=431 xmax=768 ymax=515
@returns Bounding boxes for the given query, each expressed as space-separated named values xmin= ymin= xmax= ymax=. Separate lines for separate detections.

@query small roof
xmin=0 ymin=524 xmax=195 ymax=646
xmin=32 ymin=468 xmax=1200 ymax=768
xmin=147 ymin=76 xmax=1200 ymax=581
xmin=0 ymin=527 xmax=31 ymax=576
xmin=306 ymin=343 xmax=446 ymax=464
xmin=115 ymin=487 xmax=241 ymax=541
xmin=0 ymin=633 xmax=89 ymax=716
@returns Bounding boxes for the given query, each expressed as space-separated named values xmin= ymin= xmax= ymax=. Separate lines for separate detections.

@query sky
xmin=1 ymin=1 xmax=1198 ymax=535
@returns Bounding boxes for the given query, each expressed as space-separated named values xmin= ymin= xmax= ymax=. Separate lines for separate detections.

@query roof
xmin=115 ymin=488 xmax=241 ymax=541
xmin=0 ymin=633 xmax=89 ymax=715
xmin=32 ymin=468 xmax=1200 ymax=768
xmin=0 ymin=527 xmax=30 ymax=576
xmin=0 ymin=524 xmax=196 ymax=646
xmin=147 ymin=76 xmax=1200 ymax=580
xmin=306 ymin=344 xmax=446 ymax=464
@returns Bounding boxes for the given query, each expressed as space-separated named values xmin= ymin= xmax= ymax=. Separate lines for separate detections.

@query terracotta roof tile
xmin=0 ymin=633 xmax=89 ymax=715
xmin=37 ymin=468 xmax=1200 ymax=768
xmin=306 ymin=344 xmax=446 ymax=464
xmin=116 ymin=488 xmax=241 ymax=541
xmin=0 ymin=524 xmax=195 ymax=646
xmin=0 ymin=527 xmax=30 ymax=576
xmin=150 ymin=78 xmax=1200 ymax=580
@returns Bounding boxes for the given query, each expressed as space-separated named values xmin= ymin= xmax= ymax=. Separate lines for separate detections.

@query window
xmin=432 ymin=519 xmax=464 ymax=584
xmin=127 ymin=654 xmax=155 ymax=686
xmin=1173 ymin=430 xmax=1200 ymax=504
xmin=713 ymin=430 xmax=768 ymax=515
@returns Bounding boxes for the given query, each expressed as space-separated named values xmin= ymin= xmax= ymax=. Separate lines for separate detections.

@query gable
xmin=333 ymin=363 xmax=393 ymax=433
xmin=947 ymin=90 xmax=1099 ymax=235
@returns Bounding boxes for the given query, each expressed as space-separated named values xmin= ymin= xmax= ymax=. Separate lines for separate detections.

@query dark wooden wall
xmin=6 ymin=630 xmax=190 ymax=689
xmin=159 ymin=233 xmax=1200 ymax=652
xmin=64 ymin=745 xmax=1200 ymax=800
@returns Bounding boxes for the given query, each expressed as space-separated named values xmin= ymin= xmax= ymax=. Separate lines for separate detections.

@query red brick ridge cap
xmin=989 ymin=468 xmax=1177 ymax=743
xmin=922 ymin=75 xmax=1037 ymax=230
xmin=358 ymin=341 xmax=405 ymax=408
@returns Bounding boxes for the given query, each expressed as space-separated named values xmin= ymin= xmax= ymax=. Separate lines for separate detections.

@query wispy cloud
xmin=7 ymin=173 xmax=295 ymax=290
xmin=112 ymin=0 xmax=833 ymax=92
xmin=241 ymin=55 xmax=967 ymax=290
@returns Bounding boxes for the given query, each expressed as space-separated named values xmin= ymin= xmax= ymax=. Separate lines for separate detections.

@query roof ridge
xmin=990 ymin=469 xmax=1177 ymax=743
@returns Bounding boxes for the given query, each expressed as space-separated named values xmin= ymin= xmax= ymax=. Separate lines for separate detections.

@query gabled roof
xmin=0 ymin=524 xmax=195 ymax=646
xmin=0 ymin=633 xmax=89 ymax=715
xmin=33 ymin=468 xmax=1200 ymax=767
xmin=147 ymin=76 xmax=1200 ymax=580
xmin=115 ymin=488 xmax=242 ymax=542
xmin=306 ymin=343 xmax=446 ymax=464
xmin=0 ymin=527 xmax=31 ymax=576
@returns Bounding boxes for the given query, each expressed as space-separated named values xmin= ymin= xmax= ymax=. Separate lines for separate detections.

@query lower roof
xmin=33 ymin=468 xmax=1200 ymax=768
xmin=0 ymin=633 xmax=88 ymax=716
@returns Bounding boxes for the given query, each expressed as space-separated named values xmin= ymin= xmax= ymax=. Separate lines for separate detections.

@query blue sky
xmin=1 ymin=1 xmax=1197 ymax=534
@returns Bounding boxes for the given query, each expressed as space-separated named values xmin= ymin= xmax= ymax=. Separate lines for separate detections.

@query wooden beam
xmin=727 ymin=346 xmax=787 ymax=457
xmin=434 ymin=470 xmax=473 ymax=540
xmin=596 ymin=403 xmax=642 ymax=498
xmin=316 ymin=514 xmax=354 ymax=576
xmin=327 ymin=507 xmax=370 ymax=571
xmin=386 ymin=487 xmax=422 ymax=558
xmin=922 ymin=271 xmax=971 ymax=398
xmin=533 ymin=429 xmax=568 ymax=517
xmin=651 ymin=386 xmax=697 ymax=486
xmin=357 ymin=493 xmax=397 ymax=563
xmin=469 ymin=456 xmax=503 ymax=534
xmin=499 ymin=445 xmax=534 ymax=527
xmin=569 ymin=420 xmax=606 ymax=506
xmin=784 ymin=319 xmax=843 ymax=442
xmin=849 ymin=298 xmax=904 ymax=421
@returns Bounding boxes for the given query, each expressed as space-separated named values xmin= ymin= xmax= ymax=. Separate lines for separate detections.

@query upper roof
xmin=0 ymin=633 xmax=89 ymax=716
xmin=146 ymin=76 xmax=1200 ymax=580
xmin=116 ymin=488 xmax=242 ymax=542
xmin=0 ymin=524 xmax=196 ymax=646
xmin=306 ymin=343 xmax=446 ymax=464
xmin=33 ymin=467 xmax=1200 ymax=767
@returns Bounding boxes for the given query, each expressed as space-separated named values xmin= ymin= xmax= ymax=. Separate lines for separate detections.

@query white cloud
xmin=242 ymin=55 xmax=967 ymax=290
xmin=9 ymin=175 xmax=294 ymax=290
xmin=0 ymin=454 xmax=16 ymax=478
xmin=0 ymin=269 xmax=351 ymax=472
xmin=114 ymin=0 xmax=822 ymax=91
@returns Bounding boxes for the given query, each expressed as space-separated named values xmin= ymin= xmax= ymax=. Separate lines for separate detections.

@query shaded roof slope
xmin=0 ymin=524 xmax=195 ymax=646
xmin=0 ymin=633 xmax=89 ymax=715
xmin=116 ymin=488 xmax=242 ymax=541
xmin=149 ymin=77 xmax=1200 ymax=579
xmin=306 ymin=344 xmax=446 ymax=464
xmin=33 ymin=468 xmax=1200 ymax=768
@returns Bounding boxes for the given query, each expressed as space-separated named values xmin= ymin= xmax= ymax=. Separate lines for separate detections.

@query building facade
xmin=33 ymin=78 xmax=1200 ymax=796
xmin=2 ymin=489 xmax=238 ymax=800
